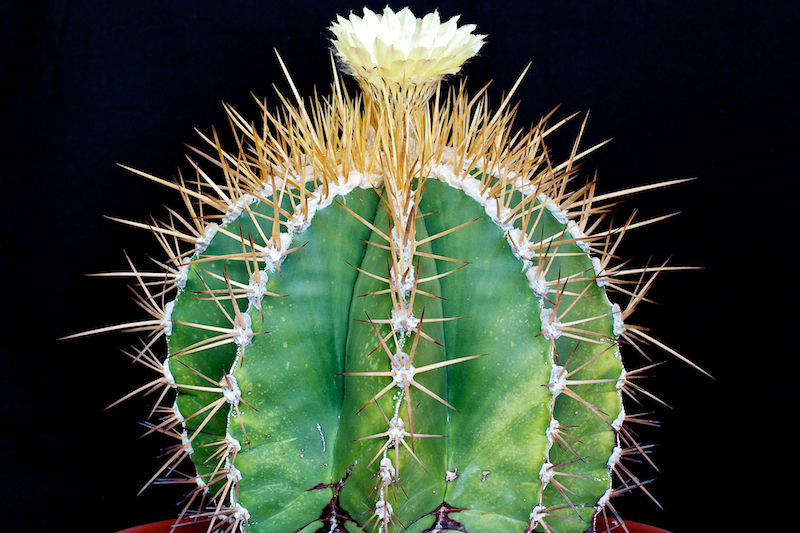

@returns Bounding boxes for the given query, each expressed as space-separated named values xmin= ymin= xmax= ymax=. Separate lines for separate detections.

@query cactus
xmin=71 ymin=7 xmax=705 ymax=533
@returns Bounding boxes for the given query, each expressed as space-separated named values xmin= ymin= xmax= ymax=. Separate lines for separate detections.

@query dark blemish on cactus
xmin=306 ymin=465 xmax=356 ymax=533
xmin=422 ymin=502 xmax=467 ymax=533
xmin=481 ymin=470 xmax=490 ymax=482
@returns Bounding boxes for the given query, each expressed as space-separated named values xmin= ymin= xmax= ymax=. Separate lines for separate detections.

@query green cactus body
xmin=154 ymin=138 xmax=626 ymax=532
xmin=80 ymin=8 xmax=698 ymax=533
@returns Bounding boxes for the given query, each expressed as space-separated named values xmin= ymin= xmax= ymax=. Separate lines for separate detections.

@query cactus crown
xmin=71 ymin=7 xmax=704 ymax=533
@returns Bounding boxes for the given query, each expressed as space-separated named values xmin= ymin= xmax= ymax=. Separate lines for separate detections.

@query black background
xmin=1 ymin=1 xmax=796 ymax=532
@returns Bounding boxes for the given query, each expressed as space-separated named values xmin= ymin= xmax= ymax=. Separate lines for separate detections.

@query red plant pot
xmin=114 ymin=516 xmax=673 ymax=533
xmin=593 ymin=516 xmax=674 ymax=533
xmin=114 ymin=518 xmax=211 ymax=533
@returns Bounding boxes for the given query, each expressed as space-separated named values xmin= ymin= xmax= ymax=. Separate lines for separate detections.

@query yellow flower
xmin=330 ymin=6 xmax=486 ymax=85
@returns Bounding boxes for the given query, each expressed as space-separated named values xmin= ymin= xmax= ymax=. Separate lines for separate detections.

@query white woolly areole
xmin=226 ymin=460 xmax=243 ymax=484
xmin=540 ymin=308 xmax=562 ymax=340
xmin=256 ymin=182 xmax=274 ymax=200
xmin=429 ymin=162 xmax=457 ymax=185
xmin=616 ymin=368 xmax=627 ymax=391
xmin=163 ymin=354 xmax=176 ymax=387
xmin=537 ymin=193 xmax=569 ymax=224
xmin=172 ymin=399 xmax=184 ymax=423
xmin=546 ymin=418 xmax=560 ymax=443
xmin=246 ymin=271 xmax=269 ymax=308
xmin=526 ymin=265 xmax=549 ymax=297
xmin=513 ymin=175 xmax=540 ymax=197
xmin=390 ymin=225 xmax=414 ymax=272
xmin=379 ymin=457 xmax=396 ymax=480
xmin=225 ymin=432 xmax=242 ymax=453
xmin=612 ymin=404 xmax=626 ymax=431
xmin=388 ymin=416 xmax=406 ymax=441
xmin=433 ymin=165 xmax=486 ymax=205
xmin=288 ymin=195 xmax=318 ymax=234
xmin=484 ymin=197 xmax=514 ymax=231
xmin=391 ymin=351 xmax=416 ymax=388
xmin=220 ymin=374 xmax=241 ymax=405
xmin=263 ymin=233 xmax=293 ymax=273
xmin=196 ymin=223 xmax=218 ymax=255
xmin=180 ymin=430 xmax=194 ymax=457
xmin=232 ymin=313 xmax=253 ymax=348
xmin=161 ymin=300 xmax=175 ymax=337
xmin=279 ymin=231 xmax=293 ymax=251
xmin=592 ymin=256 xmax=609 ymax=287
xmin=538 ymin=460 xmax=554 ymax=484
xmin=611 ymin=303 xmax=625 ymax=336
xmin=424 ymin=153 xmax=494 ymax=207
xmin=375 ymin=499 xmax=393 ymax=520
xmin=229 ymin=502 xmax=250 ymax=522
xmin=460 ymin=175 xmax=487 ymax=205
xmin=607 ymin=445 xmax=622 ymax=469
xmin=390 ymin=263 xmax=415 ymax=300
xmin=548 ymin=364 xmax=567 ymax=397
xmin=346 ymin=169 xmax=365 ymax=188
xmin=529 ymin=505 xmax=547 ymax=525
xmin=507 ymin=228 xmax=534 ymax=266
xmin=221 ymin=194 xmax=255 ymax=226
xmin=596 ymin=486 xmax=614 ymax=510
xmin=174 ymin=258 xmax=191 ymax=290
xmin=391 ymin=305 xmax=419 ymax=336
xmin=567 ymin=222 xmax=590 ymax=252
xmin=282 ymin=176 xmax=362 ymax=234
xmin=507 ymin=228 xmax=524 ymax=259
xmin=319 ymin=175 xmax=360 ymax=209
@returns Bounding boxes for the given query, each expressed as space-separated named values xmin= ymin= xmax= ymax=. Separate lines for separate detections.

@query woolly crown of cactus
xmin=67 ymin=7 xmax=705 ymax=533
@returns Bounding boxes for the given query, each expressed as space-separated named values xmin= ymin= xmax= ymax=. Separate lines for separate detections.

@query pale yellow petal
xmin=329 ymin=6 xmax=486 ymax=87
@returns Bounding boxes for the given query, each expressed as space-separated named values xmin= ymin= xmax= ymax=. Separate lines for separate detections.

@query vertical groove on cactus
xmin=63 ymin=7 xmax=708 ymax=533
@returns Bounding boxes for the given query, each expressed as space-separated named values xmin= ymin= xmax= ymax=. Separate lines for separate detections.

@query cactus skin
xmin=161 ymin=160 xmax=629 ymax=532
xmin=81 ymin=41 xmax=699 ymax=533
xmin=165 ymin=174 xmax=620 ymax=533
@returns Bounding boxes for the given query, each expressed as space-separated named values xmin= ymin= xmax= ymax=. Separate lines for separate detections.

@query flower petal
xmin=330 ymin=7 xmax=485 ymax=86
